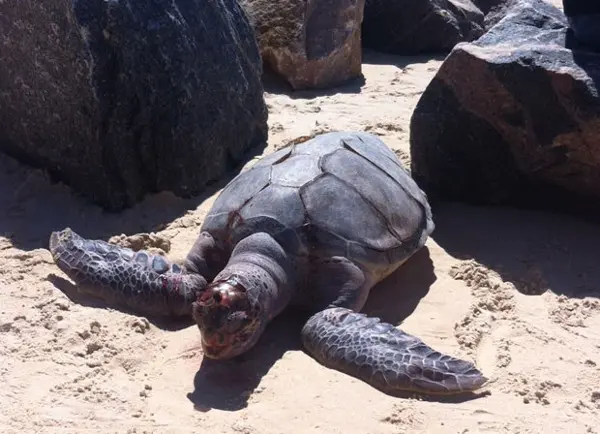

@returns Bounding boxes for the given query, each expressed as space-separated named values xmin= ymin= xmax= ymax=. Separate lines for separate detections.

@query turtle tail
xmin=301 ymin=307 xmax=488 ymax=397
xmin=48 ymin=228 xmax=206 ymax=317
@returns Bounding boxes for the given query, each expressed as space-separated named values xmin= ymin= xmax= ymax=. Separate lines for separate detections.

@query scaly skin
xmin=48 ymin=230 xmax=488 ymax=397
xmin=301 ymin=307 xmax=488 ymax=395
xmin=49 ymin=228 xmax=206 ymax=317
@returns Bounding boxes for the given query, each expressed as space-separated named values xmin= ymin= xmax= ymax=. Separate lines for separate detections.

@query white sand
xmin=2 ymin=2 xmax=600 ymax=432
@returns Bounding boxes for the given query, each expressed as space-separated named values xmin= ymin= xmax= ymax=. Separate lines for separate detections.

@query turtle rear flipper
xmin=49 ymin=228 xmax=206 ymax=317
xmin=301 ymin=307 xmax=488 ymax=396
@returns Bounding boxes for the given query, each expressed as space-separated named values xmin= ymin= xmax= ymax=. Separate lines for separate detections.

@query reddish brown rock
xmin=239 ymin=0 xmax=365 ymax=90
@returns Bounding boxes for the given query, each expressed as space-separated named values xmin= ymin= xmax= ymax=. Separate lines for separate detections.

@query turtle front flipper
xmin=301 ymin=307 xmax=488 ymax=396
xmin=49 ymin=228 xmax=207 ymax=317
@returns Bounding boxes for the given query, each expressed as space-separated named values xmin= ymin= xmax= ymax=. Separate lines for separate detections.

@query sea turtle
xmin=49 ymin=131 xmax=487 ymax=396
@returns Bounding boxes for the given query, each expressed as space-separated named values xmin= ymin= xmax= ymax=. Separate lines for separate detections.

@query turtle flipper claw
xmin=301 ymin=307 xmax=488 ymax=396
xmin=49 ymin=228 xmax=206 ymax=317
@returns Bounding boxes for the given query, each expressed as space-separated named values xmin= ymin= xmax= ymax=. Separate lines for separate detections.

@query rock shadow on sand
xmin=261 ymin=63 xmax=366 ymax=100
xmin=431 ymin=201 xmax=600 ymax=299
xmin=0 ymin=142 xmax=265 ymax=251
xmin=361 ymin=49 xmax=446 ymax=69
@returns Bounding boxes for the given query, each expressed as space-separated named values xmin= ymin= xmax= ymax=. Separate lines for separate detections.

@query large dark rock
xmin=410 ymin=0 xmax=600 ymax=216
xmin=362 ymin=0 xmax=485 ymax=54
xmin=0 ymin=0 xmax=268 ymax=211
xmin=239 ymin=0 xmax=365 ymax=90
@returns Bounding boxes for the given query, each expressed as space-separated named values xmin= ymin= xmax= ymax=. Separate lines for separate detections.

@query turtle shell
xmin=201 ymin=132 xmax=433 ymax=273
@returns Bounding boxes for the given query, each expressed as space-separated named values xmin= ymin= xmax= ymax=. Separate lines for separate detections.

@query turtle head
xmin=192 ymin=276 xmax=264 ymax=360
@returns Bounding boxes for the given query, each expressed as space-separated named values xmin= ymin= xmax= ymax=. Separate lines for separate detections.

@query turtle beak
xmin=201 ymin=336 xmax=231 ymax=359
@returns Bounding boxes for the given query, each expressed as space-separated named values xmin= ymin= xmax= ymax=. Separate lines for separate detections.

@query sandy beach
xmin=2 ymin=1 xmax=600 ymax=431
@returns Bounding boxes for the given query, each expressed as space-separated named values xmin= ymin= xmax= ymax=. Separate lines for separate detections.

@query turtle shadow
xmin=46 ymin=273 xmax=194 ymax=331
xmin=187 ymin=311 xmax=305 ymax=412
xmin=356 ymin=249 xmax=490 ymax=404
xmin=0 ymin=141 xmax=265 ymax=252
xmin=363 ymin=246 xmax=436 ymax=326
xmin=187 ymin=246 xmax=441 ymax=411
xmin=430 ymin=201 xmax=600 ymax=299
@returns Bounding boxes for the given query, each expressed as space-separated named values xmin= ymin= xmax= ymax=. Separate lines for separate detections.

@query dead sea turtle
xmin=49 ymin=131 xmax=487 ymax=396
